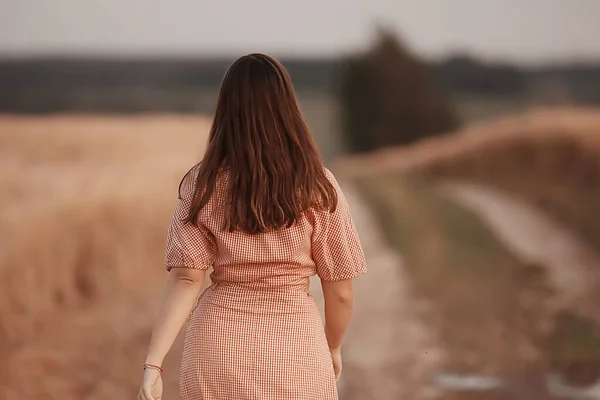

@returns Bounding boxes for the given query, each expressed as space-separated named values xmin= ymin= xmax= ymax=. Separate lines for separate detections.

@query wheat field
xmin=0 ymin=115 xmax=211 ymax=399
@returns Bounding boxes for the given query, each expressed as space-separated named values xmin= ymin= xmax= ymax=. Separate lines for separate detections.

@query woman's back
xmin=166 ymin=166 xmax=365 ymax=315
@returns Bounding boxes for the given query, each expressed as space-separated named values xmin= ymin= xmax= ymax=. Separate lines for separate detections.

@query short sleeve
xmin=164 ymin=170 xmax=217 ymax=271
xmin=311 ymin=170 xmax=367 ymax=281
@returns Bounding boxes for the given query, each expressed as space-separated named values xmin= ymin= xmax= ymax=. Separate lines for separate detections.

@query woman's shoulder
xmin=323 ymin=167 xmax=339 ymax=186
xmin=309 ymin=167 xmax=347 ymax=221
xmin=178 ymin=163 xmax=201 ymax=200
xmin=323 ymin=167 xmax=344 ymax=198
xmin=179 ymin=163 xmax=230 ymax=199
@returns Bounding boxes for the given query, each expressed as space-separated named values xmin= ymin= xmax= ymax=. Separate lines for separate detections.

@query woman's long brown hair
xmin=179 ymin=53 xmax=337 ymax=234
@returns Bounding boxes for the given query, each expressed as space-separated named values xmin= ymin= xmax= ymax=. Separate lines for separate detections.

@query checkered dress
xmin=165 ymin=167 xmax=367 ymax=400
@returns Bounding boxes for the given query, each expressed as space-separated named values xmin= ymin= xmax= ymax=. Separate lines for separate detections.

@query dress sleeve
xmin=311 ymin=170 xmax=367 ymax=281
xmin=164 ymin=170 xmax=217 ymax=271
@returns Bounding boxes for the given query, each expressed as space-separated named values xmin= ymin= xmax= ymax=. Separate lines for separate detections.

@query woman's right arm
xmin=321 ymin=279 xmax=354 ymax=351
xmin=312 ymin=170 xmax=367 ymax=380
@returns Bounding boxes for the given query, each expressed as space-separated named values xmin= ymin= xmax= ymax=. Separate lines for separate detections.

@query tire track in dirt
xmin=310 ymin=181 xmax=444 ymax=400
xmin=438 ymin=182 xmax=599 ymax=318
xmin=438 ymin=182 xmax=600 ymax=399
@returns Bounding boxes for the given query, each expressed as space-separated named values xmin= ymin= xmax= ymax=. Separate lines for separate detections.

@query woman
xmin=138 ymin=53 xmax=367 ymax=400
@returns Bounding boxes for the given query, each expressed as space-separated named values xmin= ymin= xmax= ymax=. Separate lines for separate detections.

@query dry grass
xmin=0 ymin=115 xmax=211 ymax=399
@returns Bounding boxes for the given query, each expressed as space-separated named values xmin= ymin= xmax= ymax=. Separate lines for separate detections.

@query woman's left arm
xmin=144 ymin=267 xmax=206 ymax=367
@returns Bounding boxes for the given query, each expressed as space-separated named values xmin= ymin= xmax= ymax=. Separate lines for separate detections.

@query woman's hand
xmin=138 ymin=368 xmax=163 ymax=400
xmin=330 ymin=347 xmax=343 ymax=381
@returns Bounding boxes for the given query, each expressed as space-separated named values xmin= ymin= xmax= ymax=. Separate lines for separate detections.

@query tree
xmin=338 ymin=28 xmax=460 ymax=153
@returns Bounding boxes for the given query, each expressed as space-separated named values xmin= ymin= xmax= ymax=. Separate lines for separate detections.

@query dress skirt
xmin=178 ymin=282 xmax=339 ymax=400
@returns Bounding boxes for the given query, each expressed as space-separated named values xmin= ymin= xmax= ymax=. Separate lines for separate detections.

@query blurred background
xmin=2 ymin=1 xmax=600 ymax=399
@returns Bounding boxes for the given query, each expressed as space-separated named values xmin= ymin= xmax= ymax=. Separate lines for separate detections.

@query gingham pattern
xmin=165 ymin=166 xmax=367 ymax=400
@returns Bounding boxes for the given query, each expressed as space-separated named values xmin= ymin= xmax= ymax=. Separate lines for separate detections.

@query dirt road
xmin=310 ymin=181 xmax=444 ymax=399
xmin=439 ymin=182 xmax=599 ymax=317
xmin=439 ymin=182 xmax=600 ymax=399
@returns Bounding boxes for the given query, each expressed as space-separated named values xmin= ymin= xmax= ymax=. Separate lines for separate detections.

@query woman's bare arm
xmin=143 ymin=268 xmax=207 ymax=367
xmin=321 ymin=278 xmax=354 ymax=350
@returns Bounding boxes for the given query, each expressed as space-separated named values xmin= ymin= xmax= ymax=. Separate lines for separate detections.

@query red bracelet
xmin=143 ymin=363 xmax=164 ymax=373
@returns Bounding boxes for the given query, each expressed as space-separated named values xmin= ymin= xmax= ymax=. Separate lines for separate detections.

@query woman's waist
xmin=208 ymin=273 xmax=312 ymax=293
xmin=196 ymin=281 xmax=318 ymax=315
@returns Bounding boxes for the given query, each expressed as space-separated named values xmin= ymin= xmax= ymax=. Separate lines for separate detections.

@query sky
xmin=1 ymin=0 xmax=599 ymax=65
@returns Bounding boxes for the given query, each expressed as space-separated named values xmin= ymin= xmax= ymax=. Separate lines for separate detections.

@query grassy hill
xmin=333 ymin=108 xmax=600 ymax=395
xmin=334 ymin=108 xmax=600 ymax=251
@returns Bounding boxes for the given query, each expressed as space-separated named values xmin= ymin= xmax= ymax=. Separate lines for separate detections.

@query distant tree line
xmin=0 ymin=58 xmax=340 ymax=113
xmin=429 ymin=56 xmax=600 ymax=104
xmin=1 ymin=39 xmax=600 ymax=114
xmin=429 ymin=55 xmax=528 ymax=97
